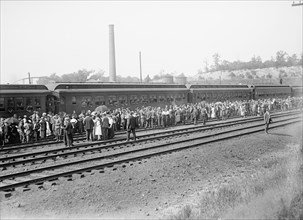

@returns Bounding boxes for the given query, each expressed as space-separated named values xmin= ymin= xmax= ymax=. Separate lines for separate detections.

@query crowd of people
xmin=0 ymin=96 xmax=302 ymax=146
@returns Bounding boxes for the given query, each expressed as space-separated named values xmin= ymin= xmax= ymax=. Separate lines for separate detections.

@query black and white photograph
xmin=0 ymin=0 xmax=302 ymax=219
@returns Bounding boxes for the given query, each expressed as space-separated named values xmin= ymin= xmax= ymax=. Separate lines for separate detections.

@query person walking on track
xmin=83 ymin=113 xmax=94 ymax=141
xmin=126 ymin=112 xmax=137 ymax=142
xmin=264 ymin=108 xmax=271 ymax=134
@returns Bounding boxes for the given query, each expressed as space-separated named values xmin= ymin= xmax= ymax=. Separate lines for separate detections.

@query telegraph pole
xmin=28 ymin=72 xmax=31 ymax=84
xmin=139 ymin=51 xmax=142 ymax=83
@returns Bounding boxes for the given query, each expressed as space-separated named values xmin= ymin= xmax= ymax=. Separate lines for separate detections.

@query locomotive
xmin=0 ymin=82 xmax=301 ymax=117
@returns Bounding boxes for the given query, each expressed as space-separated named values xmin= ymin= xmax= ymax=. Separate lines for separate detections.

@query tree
xmin=220 ymin=60 xmax=230 ymax=71
xmin=286 ymin=54 xmax=299 ymax=66
xmin=228 ymin=72 xmax=236 ymax=78
xmin=212 ymin=53 xmax=221 ymax=71
xmin=238 ymin=73 xmax=245 ymax=79
xmin=197 ymin=69 xmax=203 ymax=75
xmin=88 ymin=70 xmax=105 ymax=81
xmin=275 ymin=51 xmax=288 ymax=67
xmin=266 ymin=73 xmax=273 ymax=79
xmin=203 ymin=59 xmax=209 ymax=72
xmin=278 ymin=69 xmax=285 ymax=78
xmin=245 ymin=71 xmax=253 ymax=79
xmin=36 ymin=73 xmax=61 ymax=84
xmin=251 ymin=70 xmax=257 ymax=76
xmin=152 ymin=74 xmax=161 ymax=81
xmin=298 ymin=53 xmax=303 ymax=65
xmin=36 ymin=76 xmax=52 ymax=85
xmin=61 ymin=69 xmax=93 ymax=82
xmin=144 ymin=75 xmax=151 ymax=83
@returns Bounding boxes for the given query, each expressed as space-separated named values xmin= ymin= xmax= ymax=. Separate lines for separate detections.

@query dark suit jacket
xmin=127 ymin=115 xmax=136 ymax=130
xmin=40 ymin=120 xmax=46 ymax=131
xmin=63 ymin=122 xmax=73 ymax=135
xmin=102 ymin=117 xmax=109 ymax=128
xmin=83 ymin=116 xmax=94 ymax=130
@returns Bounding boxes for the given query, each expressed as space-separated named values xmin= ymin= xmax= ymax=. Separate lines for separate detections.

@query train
xmin=0 ymin=83 xmax=302 ymax=118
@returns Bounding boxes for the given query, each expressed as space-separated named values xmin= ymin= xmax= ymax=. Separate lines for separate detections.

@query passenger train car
xmin=47 ymin=83 xmax=189 ymax=114
xmin=188 ymin=84 xmax=252 ymax=103
xmin=291 ymin=86 xmax=303 ymax=97
xmin=0 ymin=84 xmax=57 ymax=118
xmin=252 ymin=85 xmax=292 ymax=99
xmin=0 ymin=82 xmax=301 ymax=117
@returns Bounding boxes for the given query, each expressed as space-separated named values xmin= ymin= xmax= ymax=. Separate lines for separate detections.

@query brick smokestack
xmin=109 ymin=24 xmax=117 ymax=82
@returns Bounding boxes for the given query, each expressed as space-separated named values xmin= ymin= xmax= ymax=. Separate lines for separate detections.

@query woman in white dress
xmin=211 ymin=106 xmax=216 ymax=119
xmin=94 ymin=117 xmax=102 ymax=140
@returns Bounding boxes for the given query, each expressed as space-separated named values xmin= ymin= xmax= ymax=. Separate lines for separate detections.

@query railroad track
xmin=0 ymin=110 xmax=299 ymax=155
xmin=0 ymin=111 xmax=301 ymax=194
xmin=0 ymin=111 xmax=300 ymax=168
xmin=1 ymin=110 xmax=295 ymax=152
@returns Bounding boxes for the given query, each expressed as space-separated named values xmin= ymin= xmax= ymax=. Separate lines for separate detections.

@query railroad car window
xmin=60 ymin=97 xmax=65 ymax=105
xmin=0 ymin=98 xmax=4 ymax=111
xmin=72 ymin=96 xmax=77 ymax=104
xmin=25 ymin=98 xmax=33 ymax=111
xmin=170 ymin=95 xmax=174 ymax=102
xmin=118 ymin=95 xmax=127 ymax=105
xmin=176 ymin=95 xmax=182 ymax=102
xmin=7 ymin=97 xmax=15 ymax=112
xmin=129 ymin=95 xmax=137 ymax=105
xmin=16 ymin=98 xmax=24 ymax=110
xmin=81 ymin=96 xmax=92 ymax=108
xmin=140 ymin=95 xmax=148 ymax=104
xmin=153 ymin=95 xmax=158 ymax=103
xmin=34 ymin=98 xmax=41 ymax=110
xmin=159 ymin=95 xmax=165 ymax=102
xmin=149 ymin=95 xmax=157 ymax=103
xmin=95 ymin=96 xmax=105 ymax=106
xmin=182 ymin=94 xmax=186 ymax=100
xmin=108 ymin=96 xmax=117 ymax=105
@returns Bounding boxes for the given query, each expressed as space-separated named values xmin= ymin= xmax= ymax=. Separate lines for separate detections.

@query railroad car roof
xmin=188 ymin=84 xmax=249 ymax=89
xmin=0 ymin=84 xmax=49 ymax=90
xmin=190 ymin=88 xmax=251 ymax=91
xmin=253 ymin=85 xmax=291 ymax=88
xmin=47 ymin=83 xmax=187 ymax=91
xmin=54 ymin=88 xmax=189 ymax=93
xmin=0 ymin=90 xmax=50 ymax=94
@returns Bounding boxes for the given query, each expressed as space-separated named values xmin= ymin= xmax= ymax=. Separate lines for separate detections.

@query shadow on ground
xmin=269 ymin=133 xmax=293 ymax=137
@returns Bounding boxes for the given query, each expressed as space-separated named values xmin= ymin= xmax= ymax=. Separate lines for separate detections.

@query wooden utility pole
xmin=28 ymin=72 xmax=31 ymax=84
xmin=139 ymin=51 xmax=142 ymax=83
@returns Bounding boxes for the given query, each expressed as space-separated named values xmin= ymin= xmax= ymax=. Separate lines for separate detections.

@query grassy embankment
xmin=167 ymin=144 xmax=303 ymax=220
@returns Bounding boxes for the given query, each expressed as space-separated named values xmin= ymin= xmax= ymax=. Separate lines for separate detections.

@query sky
xmin=0 ymin=1 xmax=302 ymax=84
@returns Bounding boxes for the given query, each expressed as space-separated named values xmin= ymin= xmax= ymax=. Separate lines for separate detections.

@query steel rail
xmin=0 ymin=110 xmax=298 ymax=152
xmin=0 ymin=113 xmax=300 ymax=168
xmin=0 ymin=116 xmax=301 ymax=191
xmin=1 ymin=110 xmax=299 ymax=157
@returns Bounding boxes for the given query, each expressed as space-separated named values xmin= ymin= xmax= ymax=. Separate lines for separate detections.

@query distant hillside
xmin=189 ymin=66 xmax=302 ymax=86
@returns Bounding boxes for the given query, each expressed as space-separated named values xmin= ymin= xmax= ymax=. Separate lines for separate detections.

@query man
xmin=101 ymin=112 xmax=110 ymax=140
xmin=192 ymin=106 xmax=198 ymax=125
xmin=201 ymin=106 xmax=207 ymax=125
xmin=145 ymin=107 xmax=151 ymax=129
xmin=53 ymin=115 xmax=62 ymax=142
xmin=62 ymin=117 xmax=73 ymax=147
xmin=126 ymin=112 xmax=137 ymax=142
xmin=264 ymin=109 xmax=271 ymax=134
xmin=39 ymin=118 xmax=46 ymax=140
xmin=83 ymin=112 xmax=94 ymax=141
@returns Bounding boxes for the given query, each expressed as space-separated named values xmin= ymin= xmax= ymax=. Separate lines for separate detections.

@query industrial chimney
xmin=109 ymin=24 xmax=117 ymax=82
